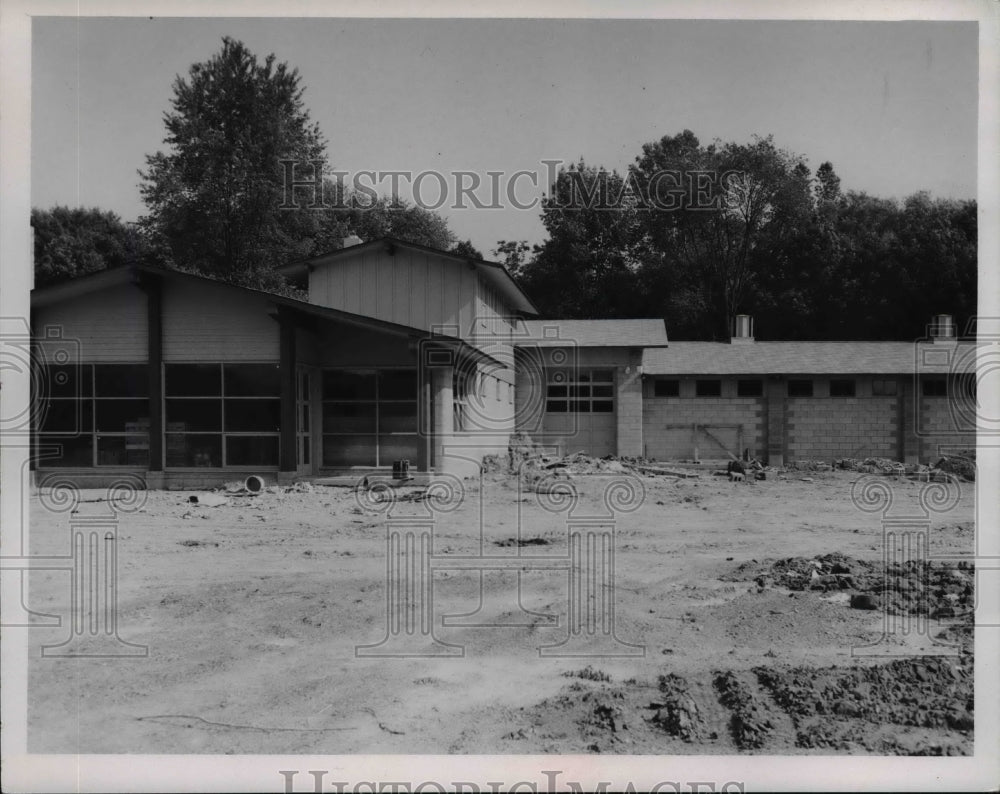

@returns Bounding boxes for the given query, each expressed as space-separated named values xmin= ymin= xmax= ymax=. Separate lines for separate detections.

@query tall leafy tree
xmin=631 ymin=131 xmax=814 ymax=338
xmin=450 ymin=239 xmax=483 ymax=260
xmin=139 ymin=37 xmax=327 ymax=290
xmin=307 ymin=179 xmax=458 ymax=255
xmin=492 ymin=240 xmax=535 ymax=279
xmin=520 ymin=161 xmax=642 ymax=318
xmin=31 ymin=206 xmax=167 ymax=287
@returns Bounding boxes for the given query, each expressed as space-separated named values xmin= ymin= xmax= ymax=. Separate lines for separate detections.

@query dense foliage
xmin=35 ymin=38 xmax=976 ymax=341
xmin=508 ymin=131 xmax=976 ymax=340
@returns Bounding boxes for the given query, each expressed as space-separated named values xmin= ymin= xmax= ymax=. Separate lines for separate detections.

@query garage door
xmin=541 ymin=367 xmax=617 ymax=457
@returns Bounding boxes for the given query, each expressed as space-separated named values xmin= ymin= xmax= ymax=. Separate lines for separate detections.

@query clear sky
xmin=32 ymin=17 xmax=978 ymax=257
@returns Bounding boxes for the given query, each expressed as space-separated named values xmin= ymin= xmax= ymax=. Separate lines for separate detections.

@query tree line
xmin=499 ymin=131 xmax=976 ymax=340
xmin=32 ymin=38 xmax=975 ymax=341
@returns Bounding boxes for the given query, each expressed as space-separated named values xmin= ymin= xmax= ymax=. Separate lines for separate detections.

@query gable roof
xmin=279 ymin=236 xmax=539 ymax=315
xmin=515 ymin=319 xmax=669 ymax=348
xmin=641 ymin=341 xmax=971 ymax=375
xmin=30 ymin=263 xmax=501 ymax=365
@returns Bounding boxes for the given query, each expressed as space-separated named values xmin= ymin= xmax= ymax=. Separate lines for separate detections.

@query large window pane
xmin=165 ymin=364 xmax=221 ymax=396
xmin=224 ymin=398 xmax=281 ymax=432
xmin=322 ymin=369 xmax=376 ymax=400
xmin=224 ymin=364 xmax=280 ymax=396
xmin=43 ymin=364 xmax=92 ymax=398
xmin=322 ymin=434 xmax=376 ymax=466
xmin=378 ymin=369 xmax=417 ymax=400
xmin=226 ymin=435 xmax=279 ymax=467
xmin=165 ymin=398 xmax=221 ymax=431
xmin=378 ymin=434 xmax=420 ymax=462
xmin=40 ymin=399 xmax=92 ymax=434
xmin=97 ymin=435 xmax=149 ymax=467
xmin=165 ymin=434 xmax=222 ymax=467
xmin=378 ymin=402 xmax=418 ymax=433
xmin=95 ymin=399 xmax=149 ymax=432
xmin=42 ymin=435 xmax=93 ymax=467
xmin=95 ymin=365 xmax=148 ymax=397
xmin=323 ymin=402 xmax=376 ymax=433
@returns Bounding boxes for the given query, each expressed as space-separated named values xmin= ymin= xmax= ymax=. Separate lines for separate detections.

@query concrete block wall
xmin=787 ymin=396 xmax=898 ymax=460
xmin=917 ymin=397 xmax=976 ymax=459
xmin=616 ymin=349 xmax=644 ymax=457
xmin=642 ymin=379 xmax=765 ymax=460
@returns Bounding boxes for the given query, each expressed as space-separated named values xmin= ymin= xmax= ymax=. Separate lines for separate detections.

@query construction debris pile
xmin=784 ymin=460 xmax=833 ymax=472
xmin=833 ymin=451 xmax=976 ymax=482
xmin=933 ymin=452 xmax=976 ymax=482
xmin=504 ymin=433 xmax=700 ymax=492
xmin=725 ymin=552 xmax=975 ymax=618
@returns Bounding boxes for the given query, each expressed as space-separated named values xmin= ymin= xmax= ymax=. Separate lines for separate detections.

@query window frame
xmin=164 ymin=361 xmax=281 ymax=469
xmin=787 ymin=379 xmax=814 ymax=398
xmin=921 ymin=377 xmax=948 ymax=398
xmin=736 ymin=379 xmax=763 ymax=397
xmin=653 ymin=379 xmax=680 ymax=398
xmin=546 ymin=367 xmax=615 ymax=413
xmin=321 ymin=366 xmax=419 ymax=467
xmin=829 ymin=379 xmax=856 ymax=397
xmin=40 ymin=363 xmax=151 ymax=468
xmin=695 ymin=379 xmax=722 ymax=398
xmin=872 ymin=379 xmax=898 ymax=397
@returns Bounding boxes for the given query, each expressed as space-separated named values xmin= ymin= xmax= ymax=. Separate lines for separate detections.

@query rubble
xmin=494 ymin=537 xmax=550 ymax=547
xmin=714 ymin=671 xmax=776 ymax=750
xmin=934 ymin=452 xmax=976 ymax=482
xmin=651 ymin=674 xmax=707 ymax=742
xmin=785 ymin=460 xmax=833 ymax=472
xmin=506 ymin=433 xmax=702 ymax=483
xmin=187 ymin=493 xmax=228 ymax=507
xmin=756 ymin=656 xmax=973 ymax=738
xmin=725 ymin=553 xmax=975 ymax=618
xmin=833 ymin=452 xmax=975 ymax=482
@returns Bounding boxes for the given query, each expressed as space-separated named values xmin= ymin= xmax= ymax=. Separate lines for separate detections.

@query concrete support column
xmin=146 ymin=277 xmax=163 ymax=473
xmin=900 ymin=376 xmax=921 ymax=463
xmin=278 ymin=312 xmax=297 ymax=475
xmin=431 ymin=365 xmax=454 ymax=472
xmin=765 ymin=376 xmax=786 ymax=466
xmin=615 ymin=349 xmax=644 ymax=457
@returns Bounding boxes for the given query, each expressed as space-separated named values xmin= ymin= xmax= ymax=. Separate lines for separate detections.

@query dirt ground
xmin=26 ymin=468 xmax=975 ymax=755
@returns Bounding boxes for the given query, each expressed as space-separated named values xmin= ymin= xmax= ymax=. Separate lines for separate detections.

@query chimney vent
xmin=731 ymin=314 xmax=754 ymax=344
xmin=931 ymin=314 xmax=955 ymax=343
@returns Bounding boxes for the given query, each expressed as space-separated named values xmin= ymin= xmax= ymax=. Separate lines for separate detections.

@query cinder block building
xmin=28 ymin=236 xmax=976 ymax=487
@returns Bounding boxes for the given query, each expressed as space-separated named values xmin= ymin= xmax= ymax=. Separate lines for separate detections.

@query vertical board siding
xmin=34 ymin=283 xmax=148 ymax=362
xmin=308 ymin=247 xmax=497 ymax=343
xmin=162 ymin=280 xmax=279 ymax=361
